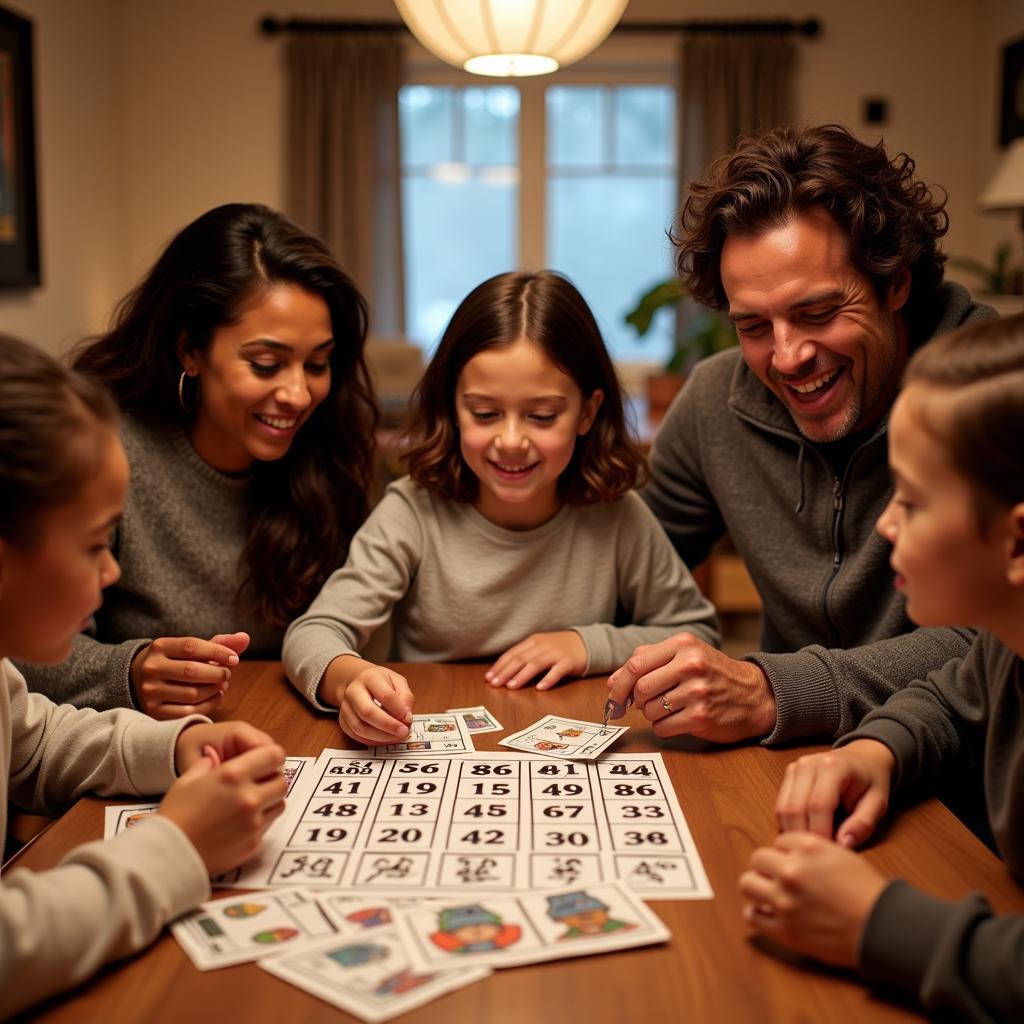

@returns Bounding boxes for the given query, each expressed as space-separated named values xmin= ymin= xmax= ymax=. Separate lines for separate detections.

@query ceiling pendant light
xmin=394 ymin=1 xmax=630 ymax=78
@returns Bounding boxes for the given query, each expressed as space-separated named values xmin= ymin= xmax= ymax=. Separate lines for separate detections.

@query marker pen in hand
xmin=601 ymin=695 xmax=633 ymax=733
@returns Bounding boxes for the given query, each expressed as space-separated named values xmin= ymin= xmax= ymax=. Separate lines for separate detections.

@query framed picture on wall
xmin=999 ymin=35 xmax=1024 ymax=146
xmin=0 ymin=5 xmax=39 ymax=287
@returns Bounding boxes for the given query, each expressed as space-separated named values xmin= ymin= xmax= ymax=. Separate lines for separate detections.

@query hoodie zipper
xmin=817 ymin=476 xmax=843 ymax=646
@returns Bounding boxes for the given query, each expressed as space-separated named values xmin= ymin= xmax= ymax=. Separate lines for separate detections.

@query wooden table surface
xmin=9 ymin=662 xmax=1024 ymax=1023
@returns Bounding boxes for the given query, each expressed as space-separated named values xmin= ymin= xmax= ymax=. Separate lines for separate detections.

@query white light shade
xmin=979 ymin=137 xmax=1024 ymax=211
xmin=394 ymin=0 xmax=630 ymax=77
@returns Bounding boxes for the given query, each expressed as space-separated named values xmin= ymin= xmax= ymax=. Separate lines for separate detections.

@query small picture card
xmin=371 ymin=714 xmax=475 ymax=758
xmin=260 ymin=925 xmax=490 ymax=1023
xmin=499 ymin=715 xmax=627 ymax=760
xmin=281 ymin=756 xmax=316 ymax=794
xmin=103 ymin=755 xmax=315 ymax=841
xmin=445 ymin=705 xmax=503 ymax=734
xmin=104 ymin=757 xmax=320 ymax=891
xmin=171 ymin=888 xmax=339 ymax=970
xmin=393 ymin=880 xmax=668 ymax=971
xmin=103 ymin=802 xmax=159 ymax=838
xmin=317 ymin=895 xmax=445 ymax=932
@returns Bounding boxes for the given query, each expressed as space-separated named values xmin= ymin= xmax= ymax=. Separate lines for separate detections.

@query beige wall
xmin=3 ymin=0 xmax=1023 ymax=354
xmin=974 ymin=0 xmax=1024 ymax=270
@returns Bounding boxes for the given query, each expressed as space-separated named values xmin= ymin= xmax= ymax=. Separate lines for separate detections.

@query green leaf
xmin=624 ymin=279 xmax=685 ymax=337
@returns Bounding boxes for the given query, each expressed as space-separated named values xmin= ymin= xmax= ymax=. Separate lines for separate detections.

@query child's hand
xmin=174 ymin=720 xmax=278 ymax=774
xmin=338 ymin=665 xmax=414 ymax=745
xmin=130 ymin=631 xmax=250 ymax=720
xmin=775 ymin=739 xmax=896 ymax=848
xmin=158 ymin=742 xmax=287 ymax=877
xmin=486 ymin=631 xmax=587 ymax=690
xmin=739 ymin=832 xmax=889 ymax=968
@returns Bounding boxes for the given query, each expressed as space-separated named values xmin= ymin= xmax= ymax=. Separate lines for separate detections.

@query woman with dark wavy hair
xmin=19 ymin=203 xmax=377 ymax=719
xmin=283 ymin=271 xmax=718 ymax=745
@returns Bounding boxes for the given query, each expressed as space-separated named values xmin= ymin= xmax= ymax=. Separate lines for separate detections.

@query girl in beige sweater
xmin=0 ymin=335 xmax=287 ymax=1016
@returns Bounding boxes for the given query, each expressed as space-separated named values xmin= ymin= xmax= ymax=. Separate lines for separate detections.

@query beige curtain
xmin=675 ymin=33 xmax=796 ymax=349
xmin=678 ymin=33 xmax=797 ymax=186
xmin=286 ymin=32 xmax=405 ymax=334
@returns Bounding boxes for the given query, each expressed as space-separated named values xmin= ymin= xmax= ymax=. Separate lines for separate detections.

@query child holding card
xmin=0 ymin=336 xmax=288 ymax=1014
xmin=285 ymin=271 xmax=719 ymax=744
xmin=739 ymin=315 xmax=1024 ymax=1018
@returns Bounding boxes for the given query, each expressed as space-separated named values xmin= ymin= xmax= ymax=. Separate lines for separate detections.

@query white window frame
xmin=400 ymin=37 xmax=679 ymax=383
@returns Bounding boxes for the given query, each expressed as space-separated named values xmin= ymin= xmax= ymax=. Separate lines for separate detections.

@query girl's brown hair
xmin=902 ymin=313 xmax=1024 ymax=522
xmin=0 ymin=334 xmax=119 ymax=544
xmin=404 ymin=270 xmax=646 ymax=504
xmin=73 ymin=203 xmax=378 ymax=627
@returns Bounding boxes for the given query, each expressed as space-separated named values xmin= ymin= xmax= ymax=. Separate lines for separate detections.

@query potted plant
xmin=949 ymin=242 xmax=1024 ymax=315
xmin=624 ymin=278 xmax=737 ymax=424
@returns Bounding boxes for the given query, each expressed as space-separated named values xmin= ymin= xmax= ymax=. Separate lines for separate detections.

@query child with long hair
xmin=284 ymin=271 xmax=718 ymax=743
xmin=19 ymin=203 xmax=377 ymax=720
xmin=0 ymin=335 xmax=287 ymax=1013
xmin=739 ymin=314 xmax=1024 ymax=1019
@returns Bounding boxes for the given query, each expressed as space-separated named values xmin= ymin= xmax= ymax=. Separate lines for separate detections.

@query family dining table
xmin=8 ymin=660 xmax=1024 ymax=1023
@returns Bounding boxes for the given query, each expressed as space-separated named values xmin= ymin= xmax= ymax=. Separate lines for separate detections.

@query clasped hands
xmin=738 ymin=739 xmax=897 ymax=968
xmin=159 ymin=720 xmax=288 ymax=878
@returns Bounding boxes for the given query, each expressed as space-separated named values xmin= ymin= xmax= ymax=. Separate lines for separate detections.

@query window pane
xmin=615 ymin=87 xmax=675 ymax=168
xmin=400 ymin=86 xmax=454 ymax=166
xmin=464 ymin=87 xmax=519 ymax=166
xmin=403 ymin=177 xmax=517 ymax=352
xmin=547 ymin=86 xmax=604 ymax=168
xmin=402 ymin=85 xmax=520 ymax=352
xmin=548 ymin=175 xmax=676 ymax=364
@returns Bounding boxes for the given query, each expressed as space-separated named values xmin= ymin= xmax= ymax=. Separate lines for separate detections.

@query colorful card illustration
xmin=260 ymin=925 xmax=490 ymax=1023
xmin=171 ymin=888 xmax=339 ymax=970
xmin=499 ymin=715 xmax=628 ymax=760
xmin=371 ymin=714 xmax=475 ymax=758
xmin=103 ymin=802 xmax=159 ymax=837
xmin=393 ymin=880 xmax=668 ymax=971
xmin=445 ymin=706 xmax=503 ymax=735
xmin=316 ymin=895 xmax=444 ymax=932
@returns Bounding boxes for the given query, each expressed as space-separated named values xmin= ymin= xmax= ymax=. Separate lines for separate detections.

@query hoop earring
xmin=178 ymin=371 xmax=199 ymax=413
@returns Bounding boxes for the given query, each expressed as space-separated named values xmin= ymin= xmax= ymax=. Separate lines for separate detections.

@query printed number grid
xmin=257 ymin=751 xmax=710 ymax=899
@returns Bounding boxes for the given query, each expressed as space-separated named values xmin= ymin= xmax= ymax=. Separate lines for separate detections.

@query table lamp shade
xmin=394 ymin=0 xmax=630 ymax=77
xmin=979 ymin=137 xmax=1024 ymax=211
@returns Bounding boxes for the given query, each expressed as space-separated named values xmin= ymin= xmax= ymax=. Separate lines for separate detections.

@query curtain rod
xmin=259 ymin=16 xmax=822 ymax=39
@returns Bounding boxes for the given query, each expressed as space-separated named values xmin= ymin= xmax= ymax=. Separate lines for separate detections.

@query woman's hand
xmin=486 ymin=631 xmax=588 ymax=690
xmin=739 ymin=832 xmax=889 ymax=968
xmin=130 ymin=632 xmax=250 ymax=719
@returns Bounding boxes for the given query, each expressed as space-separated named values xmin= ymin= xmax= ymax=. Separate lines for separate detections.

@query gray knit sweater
xmin=17 ymin=416 xmax=285 ymax=710
xmin=284 ymin=477 xmax=720 ymax=709
xmin=643 ymin=282 xmax=995 ymax=743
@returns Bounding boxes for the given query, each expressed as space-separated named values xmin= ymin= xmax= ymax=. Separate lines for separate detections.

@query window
xmin=400 ymin=86 xmax=520 ymax=352
xmin=400 ymin=52 xmax=678 ymax=368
